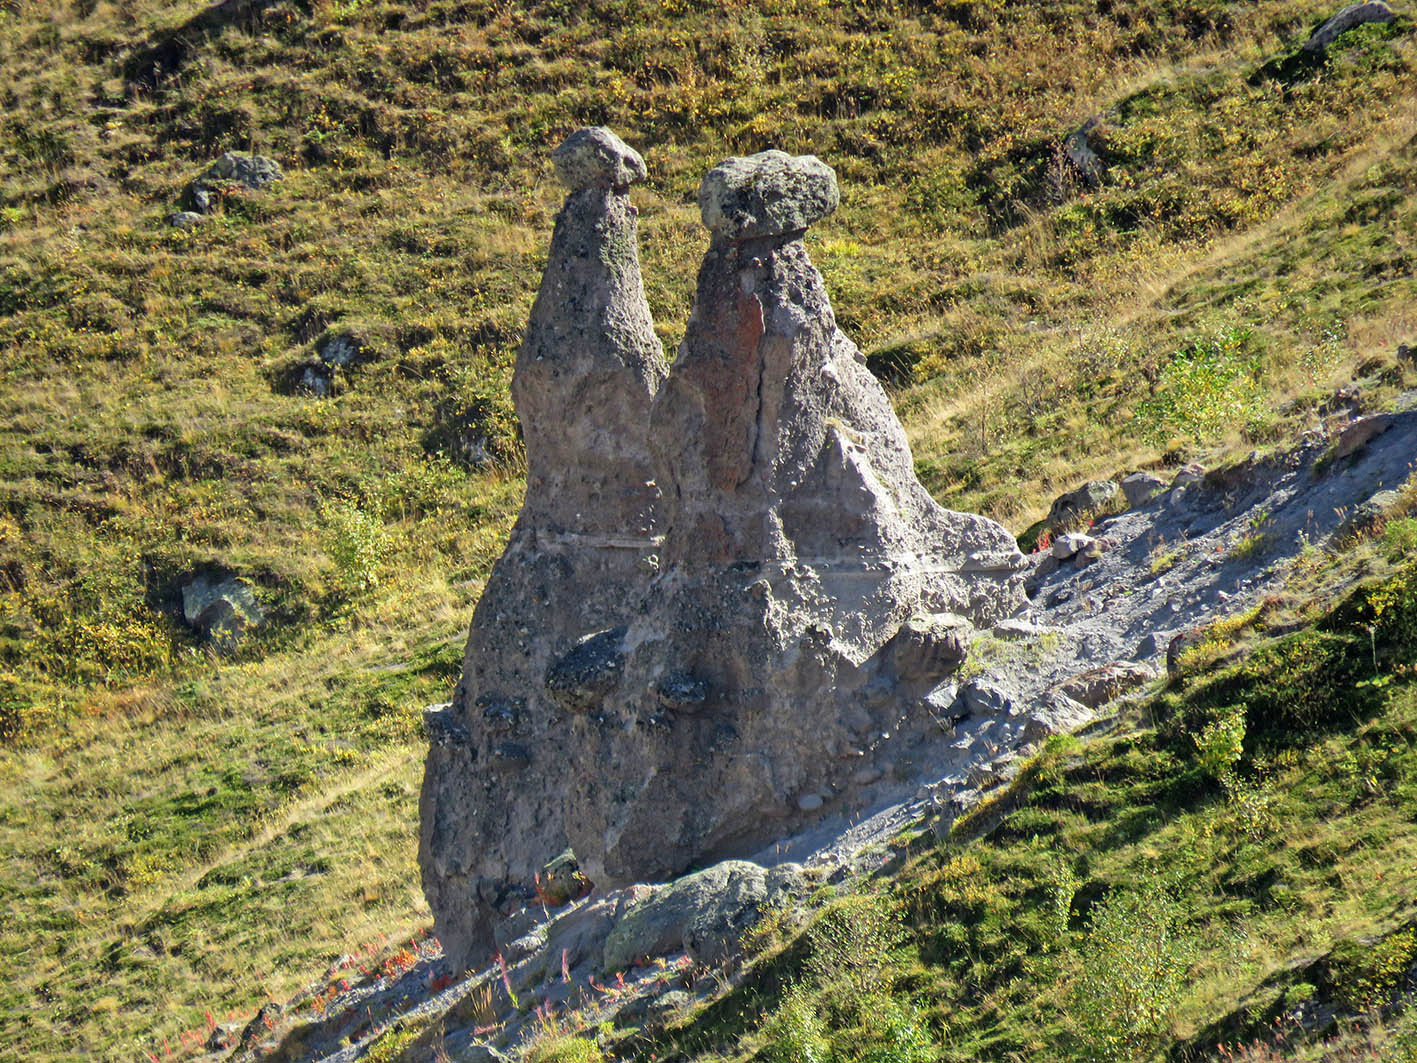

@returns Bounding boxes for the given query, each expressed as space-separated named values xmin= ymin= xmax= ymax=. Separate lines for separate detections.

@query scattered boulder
xmin=318 ymin=332 xmax=363 ymax=368
xmin=180 ymin=572 xmax=263 ymax=651
xmin=167 ymin=210 xmax=203 ymax=229
xmin=1333 ymin=414 xmax=1395 ymax=460
xmin=1052 ymin=532 xmax=1096 ymax=561
xmin=1398 ymin=343 xmax=1414 ymax=367
xmin=1062 ymin=115 xmax=1104 ymax=187
xmin=1171 ymin=463 xmax=1206 ymax=490
xmin=1167 ymin=627 xmax=1209 ymax=676
xmin=1337 ymin=488 xmax=1404 ymax=539
xmin=1121 ymin=471 xmax=1167 ymax=507
xmin=957 ymin=679 xmax=1015 ymax=717
xmin=602 ymin=860 xmax=799 ymax=971
xmin=1047 ymin=479 xmax=1120 ymax=530
xmin=1021 ymin=689 xmax=1092 ymax=745
xmin=1302 ymin=1 xmax=1395 ymax=54
xmin=184 ymin=152 xmax=283 ymax=214
xmin=1058 ymin=660 xmax=1157 ymax=708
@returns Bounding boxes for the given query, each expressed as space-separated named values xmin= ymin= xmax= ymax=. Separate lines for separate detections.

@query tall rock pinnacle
xmin=419 ymin=127 xmax=667 ymax=970
xmin=421 ymin=143 xmax=1025 ymax=973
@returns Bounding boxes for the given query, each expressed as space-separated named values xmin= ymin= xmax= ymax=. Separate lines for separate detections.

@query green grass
xmin=0 ymin=0 xmax=1414 ymax=1058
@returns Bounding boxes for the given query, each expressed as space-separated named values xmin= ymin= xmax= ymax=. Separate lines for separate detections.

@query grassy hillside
xmin=0 ymin=0 xmax=1414 ymax=1058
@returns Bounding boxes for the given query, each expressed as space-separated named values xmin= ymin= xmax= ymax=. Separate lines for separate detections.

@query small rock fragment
xmin=1333 ymin=414 xmax=1395 ymax=459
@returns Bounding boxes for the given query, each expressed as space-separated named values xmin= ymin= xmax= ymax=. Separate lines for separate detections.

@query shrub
xmin=1069 ymin=875 xmax=1198 ymax=1062
xmin=1134 ymin=327 xmax=1264 ymax=446
xmin=762 ymin=986 xmax=831 ymax=1063
xmin=524 ymin=1035 xmax=603 ymax=1063
xmin=321 ymin=500 xmax=390 ymax=599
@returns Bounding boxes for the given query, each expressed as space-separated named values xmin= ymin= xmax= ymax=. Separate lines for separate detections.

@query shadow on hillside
xmin=123 ymin=0 xmax=311 ymax=92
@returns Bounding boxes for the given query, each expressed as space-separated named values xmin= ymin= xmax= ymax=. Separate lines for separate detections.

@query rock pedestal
xmin=420 ymin=138 xmax=1025 ymax=972
xmin=419 ymin=128 xmax=667 ymax=969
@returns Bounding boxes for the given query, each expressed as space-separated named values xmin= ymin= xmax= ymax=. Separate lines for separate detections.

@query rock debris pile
xmin=420 ymin=129 xmax=1027 ymax=971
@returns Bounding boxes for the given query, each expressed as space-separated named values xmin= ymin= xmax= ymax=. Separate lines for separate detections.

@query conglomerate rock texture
xmin=420 ymin=133 xmax=1026 ymax=972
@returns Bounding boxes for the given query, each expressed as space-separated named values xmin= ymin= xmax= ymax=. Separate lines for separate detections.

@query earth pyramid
xmin=421 ymin=132 xmax=1027 ymax=971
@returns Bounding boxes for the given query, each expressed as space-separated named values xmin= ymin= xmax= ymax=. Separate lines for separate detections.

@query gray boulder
xmin=1047 ymin=479 xmax=1119 ymax=530
xmin=602 ymin=860 xmax=800 ymax=970
xmin=1303 ymin=1 xmax=1395 ymax=53
xmin=1063 ymin=116 xmax=1104 ymax=186
xmin=1121 ymin=471 xmax=1167 ymax=507
xmin=185 ymin=152 xmax=283 ymax=214
xmin=180 ymin=573 xmax=263 ymax=651
xmin=1059 ymin=660 xmax=1157 ymax=708
xmin=167 ymin=210 xmax=203 ymax=229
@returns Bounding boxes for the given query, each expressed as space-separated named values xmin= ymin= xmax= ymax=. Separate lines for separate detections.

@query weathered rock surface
xmin=419 ymin=127 xmax=668 ymax=970
xmin=180 ymin=573 xmax=263 ymax=651
xmin=184 ymin=152 xmax=283 ymax=214
xmin=1303 ymin=1 xmax=1395 ymax=53
xmin=419 ymin=140 xmax=1025 ymax=972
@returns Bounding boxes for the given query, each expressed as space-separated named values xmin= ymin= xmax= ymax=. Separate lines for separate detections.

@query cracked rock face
xmin=421 ymin=142 xmax=1024 ymax=972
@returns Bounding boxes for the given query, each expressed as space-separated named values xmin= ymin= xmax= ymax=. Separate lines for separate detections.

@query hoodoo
xmin=421 ymin=136 xmax=1026 ymax=971
xmin=418 ymin=127 xmax=668 ymax=968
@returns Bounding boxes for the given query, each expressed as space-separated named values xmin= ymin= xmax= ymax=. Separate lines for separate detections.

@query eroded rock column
xmin=558 ymin=151 xmax=1027 ymax=887
xmin=419 ymin=128 xmax=666 ymax=971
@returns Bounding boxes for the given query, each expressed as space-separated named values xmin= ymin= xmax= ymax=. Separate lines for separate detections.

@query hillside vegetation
xmin=0 ymin=0 xmax=1414 ymax=1058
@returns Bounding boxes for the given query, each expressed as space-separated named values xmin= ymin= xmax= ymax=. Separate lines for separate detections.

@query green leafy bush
xmin=1134 ymin=327 xmax=1264 ymax=446
xmin=1069 ymin=876 xmax=1198 ymax=1062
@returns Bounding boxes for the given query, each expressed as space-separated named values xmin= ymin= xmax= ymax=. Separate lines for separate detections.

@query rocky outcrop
xmin=420 ymin=136 xmax=1025 ymax=973
xmin=180 ymin=572 xmax=263 ymax=651
xmin=184 ymin=152 xmax=283 ymax=215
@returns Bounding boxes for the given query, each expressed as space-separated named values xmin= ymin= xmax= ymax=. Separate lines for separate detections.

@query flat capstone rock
xmin=552 ymin=127 xmax=647 ymax=190
xmin=698 ymin=150 xmax=839 ymax=239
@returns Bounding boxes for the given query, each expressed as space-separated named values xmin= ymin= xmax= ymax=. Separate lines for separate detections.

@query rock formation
xmin=420 ymin=135 xmax=1026 ymax=972
xmin=419 ymin=127 xmax=668 ymax=968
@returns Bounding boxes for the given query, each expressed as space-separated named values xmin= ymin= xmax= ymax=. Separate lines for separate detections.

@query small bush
xmin=1134 ymin=327 xmax=1264 ymax=446
xmin=1069 ymin=875 xmax=1198 ymax=1062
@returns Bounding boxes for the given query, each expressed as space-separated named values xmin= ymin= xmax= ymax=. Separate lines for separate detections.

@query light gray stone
xmin=698 ymin=150 xmax=839 ymax=239
xmin=167 ymin=210 xmax=203 ymax=229
xmin=552 ymin=126 xmax=647 ymax=190
xmin=1122 ymin=471 xmax=1167 ymax=507
xmin=602 ymin=860 xmax=800 ymax=971
xmin=1021 ymin=690 xmax=1092 ymax=746
xmin=1303 ymin=1 xmax=1394 ymax=53
xmin=180 ymin=573 xmax=264 ymax=651
xmin=1052 ymin=532 xmax=1096 ymax=560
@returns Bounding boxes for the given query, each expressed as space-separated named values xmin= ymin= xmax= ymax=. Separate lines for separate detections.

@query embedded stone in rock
xmin=1303 ymin=1 xmax=1395 ymax=53
xmin=889 ymin=613 xmax=972 ymax=683
xmin=552 ymin=126 xmax=647 ymax=190
xmin=697 ymin=150 xmax=840 ymax=239
xmin=545 ymin=627 xmax=628 ymax=713
xmin=654 ymin=671 xmax=711 ymax=712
